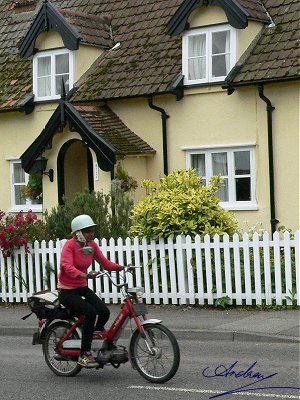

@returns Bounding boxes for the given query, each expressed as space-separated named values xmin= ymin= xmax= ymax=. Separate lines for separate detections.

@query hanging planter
xmin=21 ymin=174 xmax=43 ymax=201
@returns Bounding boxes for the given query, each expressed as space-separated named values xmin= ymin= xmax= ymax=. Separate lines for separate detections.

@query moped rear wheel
xmin=130 ymin=323 xmax=180 ymax=383
xmin=43 ymin=321 xmax=82 ymax=377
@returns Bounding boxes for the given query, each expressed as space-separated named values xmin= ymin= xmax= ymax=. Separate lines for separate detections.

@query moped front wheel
xmin=43 ymin=321 xmax=82 ymax=377
xmin=130 ymin=323 xmax=180 ymax=383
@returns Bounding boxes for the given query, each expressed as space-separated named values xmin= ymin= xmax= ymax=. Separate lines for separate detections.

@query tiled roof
xmin=0 ymin=0 xmax=299 ymax=111
xmin=237 ymin=0 xmax=270 ymax=22
xmin=73 ymin=105 xmax=156 ymax=156
xmin=71 ymin=0 xmax=183 ymax=101
xmin=227 ymin=0 xmax=300 ymax=84
xmin=0 ymin=2 xmax=34 ymax=111
xmin=58 ymin=9 xmax=113 ymax=49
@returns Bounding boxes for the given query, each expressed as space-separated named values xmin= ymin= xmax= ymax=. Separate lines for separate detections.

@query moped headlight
xmin=128 ymin=287 xmax=145 ymax=298
xmin=136 ymin=287 xmax=145 ymax=298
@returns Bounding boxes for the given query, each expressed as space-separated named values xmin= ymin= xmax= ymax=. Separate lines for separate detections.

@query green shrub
xmin=129 ymin=169 xmax=237 ymax=239
xmin=44 ymin=188 xmax=133 ymax=240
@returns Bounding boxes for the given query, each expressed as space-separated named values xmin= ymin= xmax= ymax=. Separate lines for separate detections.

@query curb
xmin=1 ymin=326 xmax=299 ymax=344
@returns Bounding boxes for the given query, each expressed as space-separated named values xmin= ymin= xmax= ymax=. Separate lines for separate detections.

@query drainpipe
xmin=258 ymin=85 xmax=278 ymax=234
xmin=147 ymin=97 xmax=169 ymax=176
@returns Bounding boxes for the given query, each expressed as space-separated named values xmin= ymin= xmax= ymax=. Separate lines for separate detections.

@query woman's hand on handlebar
xmin=123 ymin=264 xmax=139 ymax=273
xmin=86 ymin=271 xmax=101 ymax=279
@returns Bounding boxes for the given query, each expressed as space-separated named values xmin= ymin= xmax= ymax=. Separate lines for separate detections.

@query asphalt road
xmin=0 ymin=335 xmax=299 ymax=400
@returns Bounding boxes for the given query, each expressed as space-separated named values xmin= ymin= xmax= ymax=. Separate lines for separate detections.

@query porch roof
xmin=20 ymin=102 xmax=155 ymax=173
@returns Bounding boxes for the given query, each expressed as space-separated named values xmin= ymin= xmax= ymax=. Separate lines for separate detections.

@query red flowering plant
xmin=0 ymin=210 xmax=46 ymax=258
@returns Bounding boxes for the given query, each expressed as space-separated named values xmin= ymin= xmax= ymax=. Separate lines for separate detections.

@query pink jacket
xmin=58 ymin=238 xmax=122 ymax=288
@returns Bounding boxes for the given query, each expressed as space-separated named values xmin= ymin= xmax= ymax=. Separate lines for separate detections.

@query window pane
xmin=37 ymin=56 xmax=51 ymax=76
xmin=55 ymin=74 xmax=69 ymax=95
xmin=13 ymin=163 xmax=25 ymax=184
xmin=37 ymin=77 xmax=51 ymax=97
xmin=234 ymin=151 xmax=250 ymax=175
xmin=212 ymin=54 xmax=228 ymax=77
xmin=14 ymin=186 xmax=26 ymax=206
xmin=212 ymin=31 xmax=229 ymax=55
xmin=191 ymin=154 xmax=205 ymax=176
xmin=188 ymin=34 xmax=206 ymax=80
xmin=212 ymin=152 xmax=228 ymax=175
xmin=216 ymin=178 xmax=228 ymax=201
xmin=55 ymin=53 xmax=69 ymax=74
xmin=188 ymin=58 xmax=206 ymax=80
xmin=236 ymin=177 xmax=251 ymax=201
xmin=189 ymin=35 xmax=206 ymax=57
xmin=212 ymin=30 xmax=230 ymax=77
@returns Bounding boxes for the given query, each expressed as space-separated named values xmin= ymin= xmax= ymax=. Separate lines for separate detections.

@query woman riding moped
xmin=57 ymin=214 xmax=124 ymax=368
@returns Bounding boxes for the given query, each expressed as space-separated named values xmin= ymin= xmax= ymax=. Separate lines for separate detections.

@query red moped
xmin=26 ymin=267 xmax=180 ymax=383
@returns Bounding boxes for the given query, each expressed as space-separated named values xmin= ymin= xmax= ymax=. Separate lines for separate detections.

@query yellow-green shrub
xmin=129 ymin=169 xmax=237 ymax=239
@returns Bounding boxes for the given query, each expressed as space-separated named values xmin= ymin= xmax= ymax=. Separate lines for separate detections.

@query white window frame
xmin=182 ymin=24 xmax=237 ymax=85
xmin=185 ymin=145 xmax=257 ymax=211
xmin=33 ymin=48 xmax=74 ymax=101
xmin=10 ymin=160 xmax=42 ymax=212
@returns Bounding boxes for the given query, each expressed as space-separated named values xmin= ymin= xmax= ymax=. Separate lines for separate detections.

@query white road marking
xmin=127 ymin=385 xmax=300 ymax=399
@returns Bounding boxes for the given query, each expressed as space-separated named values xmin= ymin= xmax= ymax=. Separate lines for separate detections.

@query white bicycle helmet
xmin=71 ymin=215 xmax=97 ymax=234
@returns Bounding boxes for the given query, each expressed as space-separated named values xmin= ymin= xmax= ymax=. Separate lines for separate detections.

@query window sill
xmin=184 ymin=80 xmax=226 ymax=88
xmin=220 ymin=203 xmax=258 ymax=211
xmin=10 ymin=206 xmax=43 ymax=213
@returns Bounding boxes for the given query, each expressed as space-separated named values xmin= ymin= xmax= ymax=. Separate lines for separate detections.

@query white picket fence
xmin=0 ymin=231 xmax=299 ymax=306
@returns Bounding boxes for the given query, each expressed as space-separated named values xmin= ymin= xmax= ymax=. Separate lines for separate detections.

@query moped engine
xmin=97 ymin=345 xmax=128 ymax=365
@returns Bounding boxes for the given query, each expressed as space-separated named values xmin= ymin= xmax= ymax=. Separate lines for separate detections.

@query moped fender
xmin=140 ymin=319 xmax=162 ymax=325
xmin=40 ymin=319 xmax=81 ymax=345
xmin=129 ymin=319 xmax=162 ymax=370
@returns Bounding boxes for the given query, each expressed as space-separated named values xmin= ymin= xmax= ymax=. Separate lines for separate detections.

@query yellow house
xmin=0 ymin=0 xmax=299 ymax=233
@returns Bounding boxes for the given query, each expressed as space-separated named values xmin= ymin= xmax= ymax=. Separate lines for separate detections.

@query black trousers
xmin=59 ymin=286 xmax=110 ymax=354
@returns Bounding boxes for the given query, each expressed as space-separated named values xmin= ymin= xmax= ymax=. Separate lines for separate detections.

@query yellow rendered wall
xmin=108 ymin=82 xmax=300 ymax=232
xmin=0 ymin=106 xmax=54 ymax=216
xmin=0 ymin=29 xmax=108 ymax=215
xmin=261 ymin=83 xmax=300 ymax=231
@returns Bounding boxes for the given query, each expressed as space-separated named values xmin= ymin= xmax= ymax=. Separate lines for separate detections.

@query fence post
xmin=158 ymin=237 xmax=169 ymax=304
xmin=223 ymin=233 xmax=233 ymax=305
xmin=176 ymin=235 xmax=187 ymax=304
xmin=150 ymin=238 xmax=160 ymax=304
xmin=185 ymin=235 xmax=195 ymax=304
xmin=283 ymin=231 xmax=293 ymax=305
xmin=167 ymin=236 xmax=178 ymax=304
xmin=204 ymin=234 xmax=213 ymax=305
xmin=20 ymin=247 xmax=28 ymax=301
xmin=0 ymin=252 xmax=7 ymax=302
xmin=195 ymin=234 xmax=204 ymax=305
xmin=141 ymin=237 xmax=151 ymax=304
xmin=242 ymin=233 xmax=252 ymax=305
xmin=213 ymin=234 xmax=223 ymax=301
xmin=273 ymin=231 xmax=283 ymax=306
xmin=133 ymin=236 xmax=142 ymax=289
xmin=295 ymin=231 xmax=300 ymax=306
xmin=253 ymin=232 xmax=262 ymax=305
xmin=263 ymin=232 xmax=272 ymax=305
xmin=233 ymin=233 xmax=242 ymax=305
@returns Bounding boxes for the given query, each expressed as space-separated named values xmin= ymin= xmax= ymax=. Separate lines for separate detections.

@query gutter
xmin=258 ymin=85 xmax=278 ymax=234
xmin=147 ymin=97 xmax=169 ymax=176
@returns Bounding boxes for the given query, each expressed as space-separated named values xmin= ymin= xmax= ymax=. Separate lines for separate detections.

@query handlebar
xmin=92 ymin=265 xmax=140 ymax=289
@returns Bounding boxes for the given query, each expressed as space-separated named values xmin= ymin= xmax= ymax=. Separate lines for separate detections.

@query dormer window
xmin=182 ymin=24 xmax=236 ymax=85
xmin=33 ymin=49 xmax=74 ymax=101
